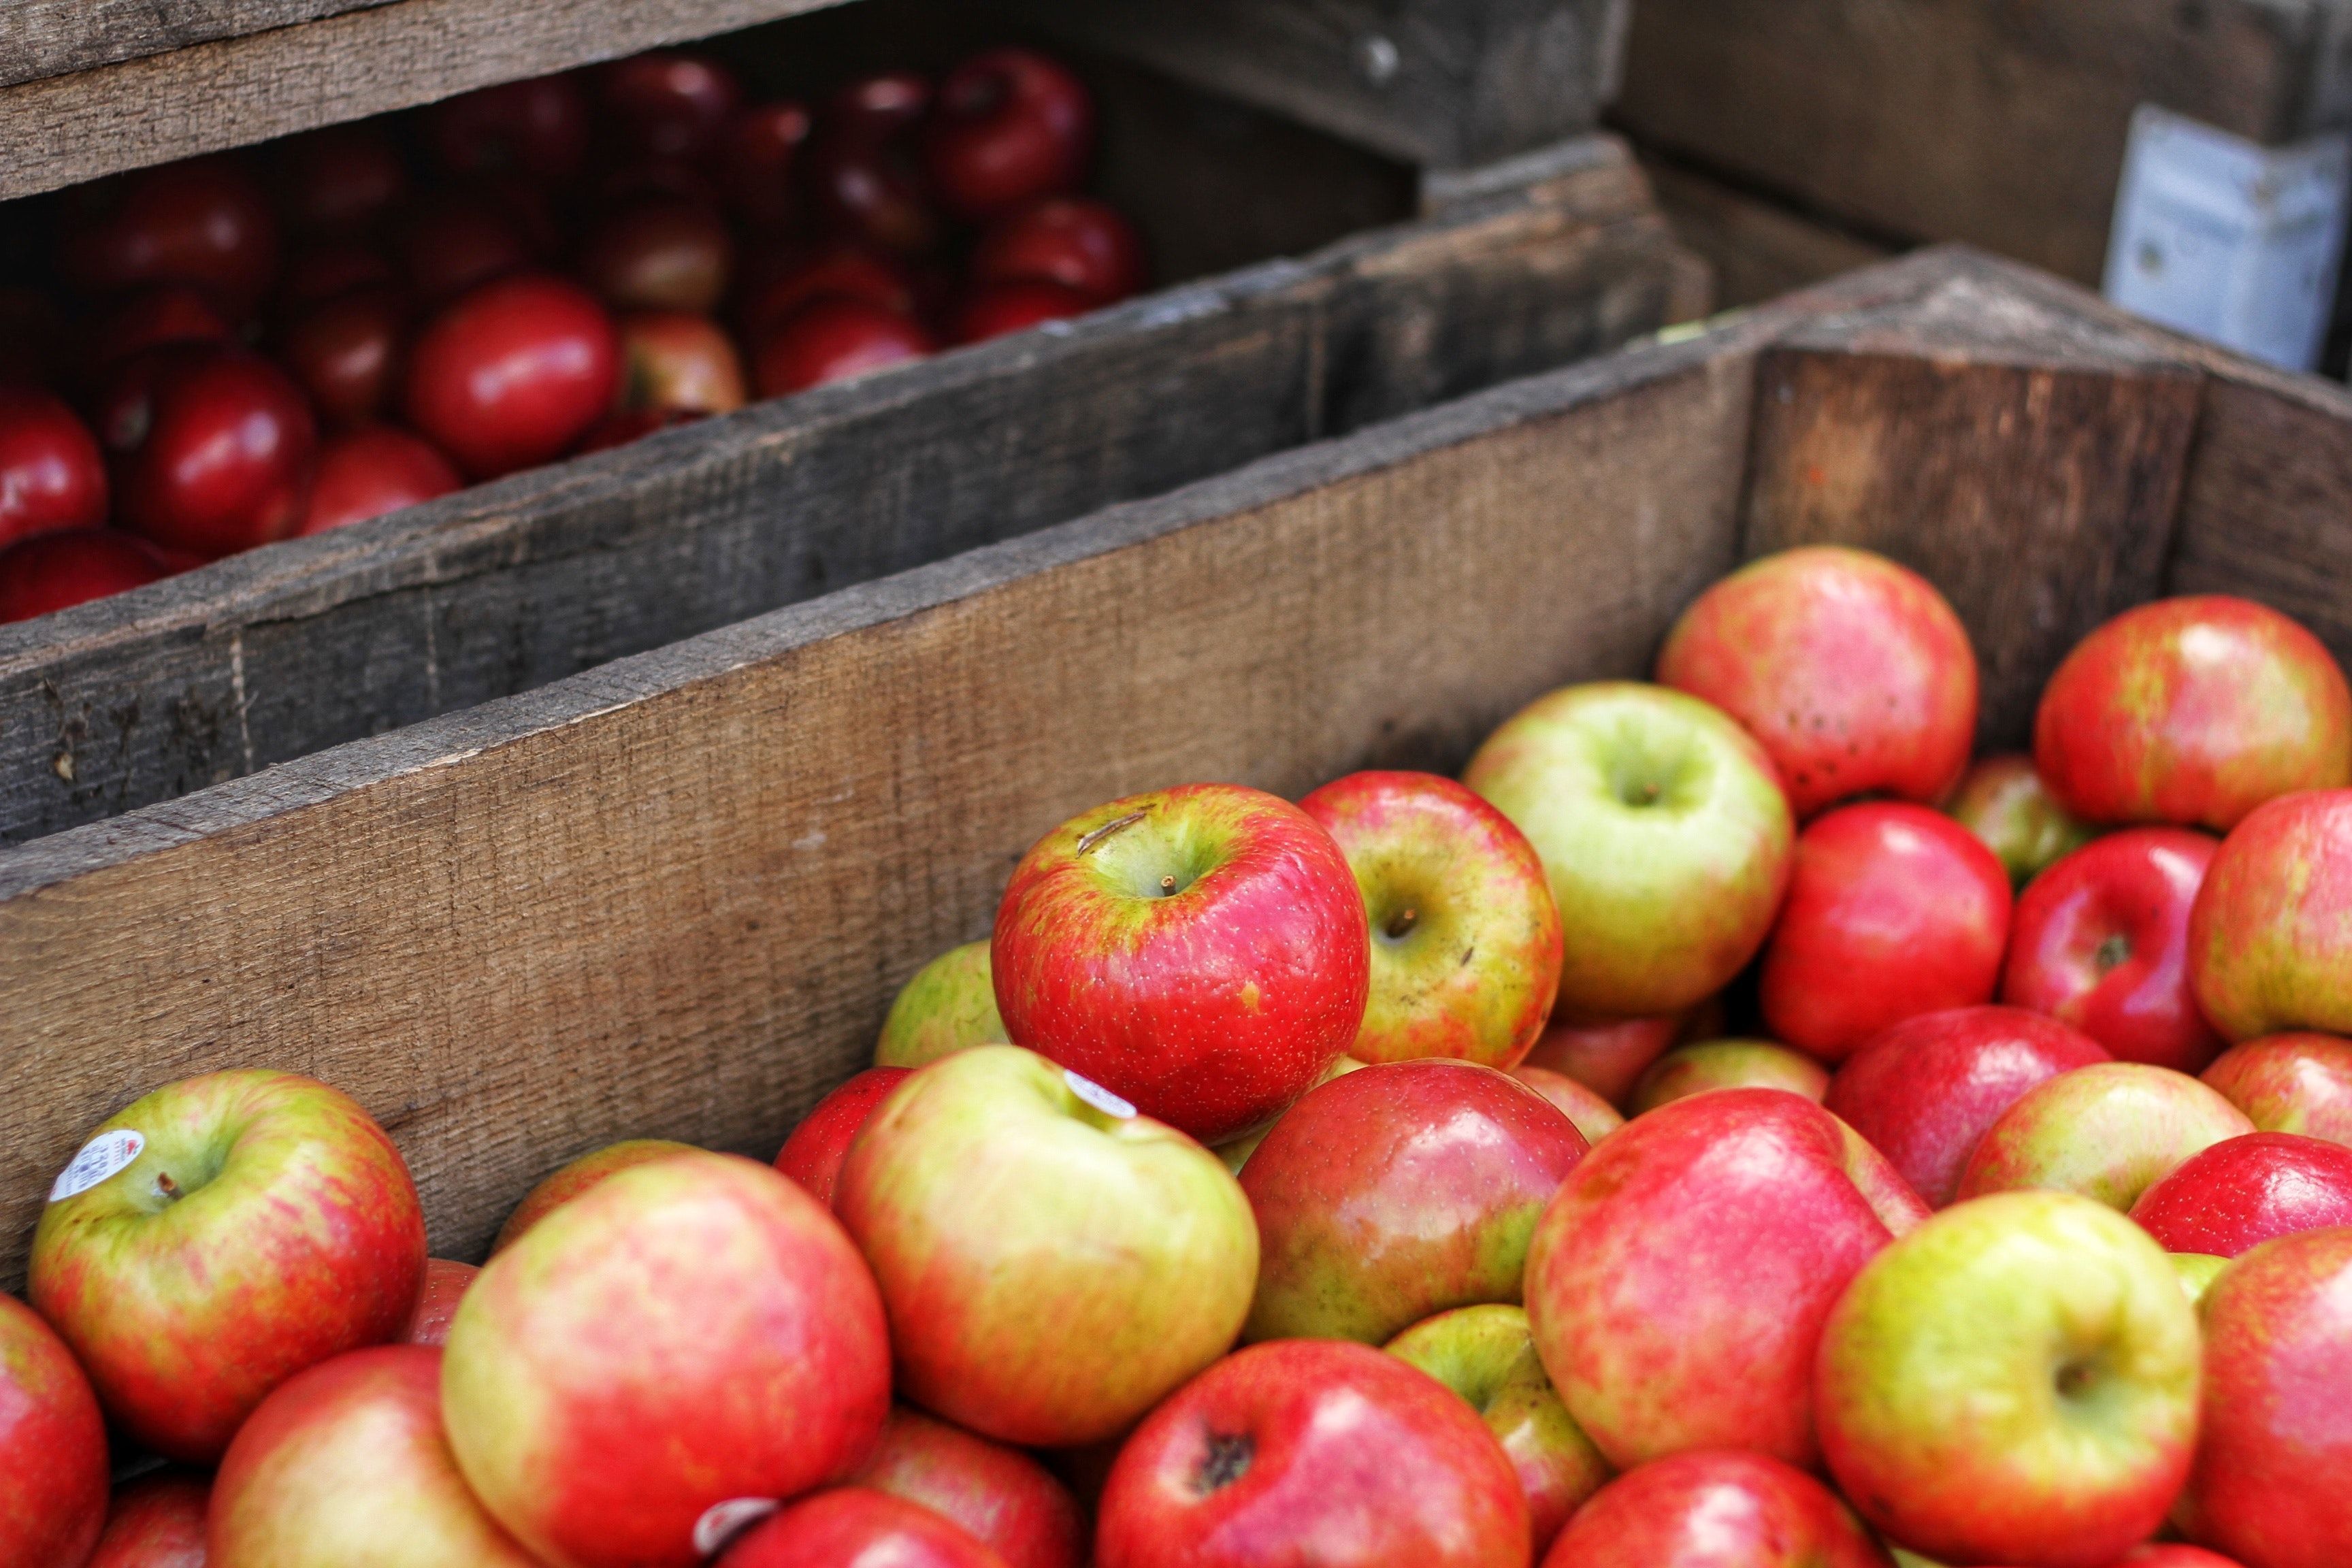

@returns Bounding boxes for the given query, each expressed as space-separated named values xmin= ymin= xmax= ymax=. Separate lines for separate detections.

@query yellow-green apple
xmin=1518 ymin=1013 xmax=1682 ymax=1105
xmin=992 ymin=784 xmax=1369 ymax=1143
xmin=87 ymin=1471 xmax=208 ymax=1568
xmin=491 ymin=1137 xmax=698 ymax=1253
xmin=1297 ymin=771 xmax=1563 ymax=1067
xmin=1465 ymin=681 xmax=1793 ymax=1018
xmin=1957 ymin=1062 xmax=2254 ymax=1210
xmin=717 ymin=1488 xmax=1009 ymax=1568
xmin=1213 ymin=1055 xmax=1365 ymax=1174
xmin=853 ymin=1405 xmax=1083 ymax=1568
xmin=2035 ymin=595 xmax=2352 ymax=833
xmin=2002 ymin=829 xmax=2223 ymax=1071
xmin=402 ymin=1258 xmax=480 ymax=1346
xmin=1385 ymin=1303 xmax=1610 ymax=1554
xmin=876 ymin=941 xmax=1007 ymax=1068
xmin=775 ymin=1067 xmax=913 ymax=1207
xmin=1946 ymin=753 xmax=2100 ymax=885
xmin=1761 ymin=802 xmax=2013 ymax=1060
xmin=1629 ymin=1039 xmax=1829 ymax=1115
xmin=2127 ymin=1132 xmax=2352 ymax=1257
xmin=29 ymin=1069 xmax=427 ymax=1462
xmin=2175 ymin=1226 xmax=2352 ymax=1568
xmin=0 ymin=1292 xmax=108 ymax=1568
xmin=834 ymin=1045 xmax=1255 ymax=1447
xmin=1509 ymin=1064 xmax=1624 ymax=1144
xmin=2170 ymin=1252 xmax=2230 ymax=1306
xmin=210 ymin=1345 xmax=541 ymax=1567
xmin=1655 ymin=544 xmax=1978 ymax=819
xmin=2202 ymin=1032 xmax=2352 ymax=1146
xmin=1241 ymin=1060 xmax=1587 ymax=1344
xmin=442 ymin=1150 xmax=892 ymax=1568
xmin=1524 ymin=1088 xmax=1927 ymax=1469
xmin=2189 ymin=789 xmax=2352 ymax=1040
xmin=1544 ymin=1449 xmax=1891 ymax=1568
xmin=1825 ymin=1007 xmax=2110 ymax=1208
xmin=1816 ymin=1192 xmax=2200 ymax=1567
xmin=1094 ymin=1339 xmax=1529 ymax=1568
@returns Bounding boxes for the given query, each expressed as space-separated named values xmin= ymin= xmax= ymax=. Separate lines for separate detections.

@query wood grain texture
xmin=1 ymin=0 xmax=393 ymax=87
xmin=0 ymin=140 xmax=1686 ymax=847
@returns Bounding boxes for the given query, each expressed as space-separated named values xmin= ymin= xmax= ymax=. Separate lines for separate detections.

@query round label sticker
xmin=693 ymin=1497 xmax=780 ymax=1556
xmin=48 ymin=1130 xmax=145 ymax=1203
xmin=1064 ymin=1069 xmax=1137 ymax=1120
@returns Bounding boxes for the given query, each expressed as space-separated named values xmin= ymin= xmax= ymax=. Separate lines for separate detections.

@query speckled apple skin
xmin=2128 ymin=1132 xmax=2352 ymax=1258
xmin=875 ymin=941 xmax=1007 ymax=1069
xmin=774 ymin=1068 xmax=913 ymax=1209
xmin=86 ymin=1471 xmax=208 ymax=1568
xmin=1946 ymin=753 xmax=2100 ymax=886
xmin=1544 ymin=1449 xmax=1891 ymax=1568
xmin=1509 ymin=1065 xmax=1626 ymax=1145
xmin=2202 ymin=1032 xmax=2352 ymax=1147
xmin=493 ymin=1138 xmax=700 ymax=1255
xmin=853 ymin=1405 xmax=1083 ymax=1568
xmin=0 ymin=1293 xmax=108 ymax=1568
xmin=2188 ymin=789 xmax=2352 ymax=1041
xmin=720 ymin=1488 xmax=1009 ymax=1568
xmin=1958 ymin=1062 xmax=2254 ymax=1211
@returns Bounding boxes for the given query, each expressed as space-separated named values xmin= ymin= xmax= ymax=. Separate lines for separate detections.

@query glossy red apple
xmin=0 ymin=1292 xmax=109 ymax=1568
xmin=299 ymin=425 xmax=461 ymax=535
xmin=739 ymin=244 xmax=920 ymax=346
xmin=2203 ymin=1032 xmax=2352 ymax=1147
xmin=753 ymin=297 xmax=936 ymax=397
xmin=1545 ymin=1449 xmax=1888 ymax=1568
xmin=86 ymin=1471 xmax=208 ymax=1568
xmin=719 ymin=1487 xmax=1007 ymax=1568
xmin=1518 ymin=1013 xmax=1685 ymax=1105
xmin=719 ymin=101 xmax=815 ymax=234
xmin=1524 ymin=1088 xmax=1925 ymax=1469
xmin=274 ymin=122 xmax=409 ymax=237
xmin=1958 ymin=1061 xmax=2255 ymax=1210
xmin=615 ymin=310 xmax=747 ymax=414
xmin=973 ymin=197 xmax=1147 ymax=303
xmin=29 ymin=1069 xmax=427 ymax=1463
xmin=578 ymin=197 xmax=733 ymax=314
xmin=925 ymin=50 xmax=1094 ymax=222
xmin=2190 ymin=789 xmax=2352 ymax=1040
xmin=61 ymin=154 xmax=280 ymax=314
xmin=1825 ymin=1006 xmax=2110 ymax=1207
xmin=574 ymin=407 xmax=704 ymax=453
xmin=875 ymin=941 xmax=1009 ymax=1069
xmin=807 ymin=74 xmax=941 ymax=256
xmin=490 ymin=1137 xmax=698 ymax=1254
xmin=1096 ymin=1339 xmax=1529 ymax=1568
xmin=953 ymin=280 xmax=1098 ymax=344
xmin=102 ymin=344 xmax=318 ymax=557
xmin=2002 ymin=828 xmax=2223 ymax=1071
xmin=405 ymin=273 xmax=617 ymax=480
xmin=0 ymin=386 xmax=108 ymax=546
xmin=1761 ymin=802 xmax=2013 ymax=1060
xmin=423 ymin=73 xmax=591 ymax=183
xmin=278 ymin=283 xmax=408 ymax=429
xmin=2127 ymin=1132 xmax=2352 ymax=1256
xmin=401 ymin=1258 xmax=480 ymax=1348
xmin=1629 ymin=1039 xmax=1830 ymax=1115
xmin=992 ymin=783 xmax=1369 ymax=1143
xmin=91 ymin=284 xmax=235 ymax=378
xmin=598 ymin=51 xmax=743 ymax=161
xmin=395 ymin=187 xmax=541 ymax=308
xmin=0 ymin=529 xmax=167 ymax=621
xmin=774 ymin=1066 xmax=913 ymax=1209
xmin=853 ymin=1405 xmax=1084 ymax=1568
xmin=1509 ymin=1064 xmax=1626 ymax=1145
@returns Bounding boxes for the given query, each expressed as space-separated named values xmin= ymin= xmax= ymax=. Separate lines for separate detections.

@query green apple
xmin=1957 ymin=1062 xmax=2255 ymax=1209
xmin=1628 ymin=1039 xmax=1829 ymax=1116
xmin=2170 ymin=1252 xmax=2230 ymax=1307
xmin=875 ymin=942 xmax=1007 ymax=1069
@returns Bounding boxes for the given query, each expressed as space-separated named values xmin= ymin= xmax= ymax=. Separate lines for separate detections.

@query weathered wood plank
xmin=1641 ymin=157 xmax=1897 ymax=312
xmin=1 ymin=0 xmax=391 ymax=88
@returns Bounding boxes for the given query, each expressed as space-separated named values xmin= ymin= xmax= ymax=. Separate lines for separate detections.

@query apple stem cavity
xmin=1384 ymin=906 xmax=1420 ymax=941
xmin=2093 ymin=933 xmax=2131 ymax=973
xmin=1194 ymin=1432 xmax=1254 ymax=1494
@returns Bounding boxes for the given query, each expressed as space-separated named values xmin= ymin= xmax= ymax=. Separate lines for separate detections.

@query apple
xmin=210 ymin=1345 xmax=540 ymax=1565
xmin=992 ymin=783 xmax=1369 ymax=1143
xmin=1762 ymin=802 xmax=2014 ymax=1061
xmin=2036 ymin=595 xmax=2352 ymax=832
xmin=834 ymin=1045 xmax=1255 ymax=1446
xmin=402 ymin=1258 xmax=480 ymax=1348
xmin=806 ymin=74 xmax=941 ymax=257
xmin=1655 ymin=544 xmax=1978 ymax=819
xmin=854 ymin=1405 xmax=1084 ymax=1568
xmin=1815 ymin=1190 xmax=2200 ymax=1568
xmin=278 ymin=242 xmax=398 ymax=309
xmin=774 ymin=1066 xmax=914 ymax=1209
xmin=0 ymin=385 xmax=109 ymax=546
xmin=0 ymin=529 xmax=167 ymax=621
xmin=405 ymin=272 xmax=619 ymax=480
xmin=951 ymin=282 xmax=1098 ymax=344
xmin=973 ymin=197 xmax=1147 ymax=304
xmin=876 ymin=941 xmax=1009 ymax=1068
xmin=30 ymin=1068 xmax=426 ymax=1462
xmin=1627 ymin=1039 xmax=1830 ymax=1115
xmin=739 ymin=244 xmax=919 ymax=346
xmin=86 ymin=1471 xmax=208 ymax=1568
xmin=1298 ymin=771 xmax=1564 ymax=1068
xmin=395 ymin=187 xmax=540 ymax=308
xmin=1242 ymin=1060 xmax=1587 ymax=1343
xmin=272 ymin=122 xmax=408 ymax=238
xmin=2111 ymin=1550 xmax=2248 ymax=1568
xmin=1524 ymin=1088 xmax=1925 ymax=1469
xmin=924 ymin=50 xmax=1094 ymax=222
xmin=2175 ymin=1225 xmax=2352 ymax=1568
xmin=278 ymin=283 xmax=408 ymax=431
xmin=720 ymin=101 xmax=814 ymax=235
xmin=0 ymin=1292 xmax=108 ymax=1568
xmin=1958 ymin=1061 xmax=2255 ymax=1210
xmin=491 ymin=1137 xmax=698 ymax=1254
xmin=717 ymin=1487 xmax=1007 ymax=1567
xmin=1825 ymin=1006 xmax=2110 ymax=1208
xmin=422 ymin=73 xmax=591 ymax=184
xmin=1212 ymin=1055 xmax=1366 ymax=1175
xmin=91 ymin=284 xmax=235 ymax=378
xmin=60 ymin=154 xmax=280 ymax=314
xmin=2002 ymin=828 xmax=2223 ymax=1072
xmin=753 ymin=298 xmax=936 ymax=397
xmin=2127 ymin=1132 xmax=2352 ymax=1257
xmin=1544 ymin=1449 xmax=1888 ymax=1568
xmin=2189 ymin=789 xmax=2352 ymax=1041
xmin=579 ymin=197 xmax=734 ymax=315
xmin=299 ymin=425 xmax=461 ymax=536
xmin=1094 ymin=1339 xmax=1529 ymax=1568
xmin=1517 ymin=1009 xmax=1708 ymax=1105
xmin=443 ymin=1150 xmax=891 ymax=1568
xmin=102 ymin=344 xmax=318 ymax=558
xmin=1509 ymin=1064 xmax=1625 ymax=1145
xmin=2202 ymin=1032 xmax=2352 ymax=1146
xmin=598 ymin=51 xmax=742 ymax=161
xmin=1465 ymin=681 xmax=1793 ymax=1018
xmin=1385 ymin=1303 xmax=1610 ymax=1554
xmin=615 ymin=310 xmax=747 ymax=416
xmin=1946 ymin=753 xmax=2101 ymax=885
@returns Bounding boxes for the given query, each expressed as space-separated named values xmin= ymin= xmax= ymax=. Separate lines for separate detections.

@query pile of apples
xmin=0 ymin=44 xmax=1145 ymax=623
xmin=9 ymin=546 xmax=2352 ymax=1568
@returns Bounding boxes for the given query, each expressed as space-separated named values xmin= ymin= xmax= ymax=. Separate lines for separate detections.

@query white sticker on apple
xmin=1064 ymin=1069 xmax=1137 ymax=1120
xmin=693 ymin=1497 xmax=779 ymax=1556
xmin=48 ymin=1130 xmax=145 ymax=1203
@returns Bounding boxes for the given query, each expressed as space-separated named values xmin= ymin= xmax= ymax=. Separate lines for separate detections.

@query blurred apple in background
xmin=753 ymin=297 xmax=936 ymax=396
xmin=2202 ymin=1032 xmax=2352 ymax=1146
xmin=596 ymin=51 xmax=742 ymax=162
xmin=774 ymin=1066 xmax=912 ymax=1208
xmin=85 ymin=1471 xmax=208 ymax=1568
xmin=404 ymin=272 xmax=619 ymax=480
xmin=1509 ymin=1064 xmax=1624 ymax=1145
xmin=2127 ymin=1132 xmax=2352 ymax=1257
xmin=1518 ymin=1013 xmax=1684 ymax=1105
xmin=973 ymin=197 xmax=1147 ymax=304
xmin=1546 ymin=1449 xmax=1888 ymax=1568
xmin=272 ymin=121 xmax=409 ymax=238
xmin=0 ymin=385 xmax=110 ymax=546
xmin=400 ymin=1258 xmax=481 ymax=1348
xmin=0 ymin=1292 xmax=108 ymax=1568
xmin=615 ymin=310 xmax=747 ymax=416
xmin=719 ymin=1487 xmax=1007 ymax=1568
xmin=875 ymin=941 xmax=1007 ymax=1068
xmin=60 ymin=154 xmax=282 ymax=314
xmin=299 ymin=425 xmax=461 ymax=534
xmin=578 ymin=197 xmax=734 ymax=315
xmin=0 ymin=529 xmax=167 ymax=622
xmin=276 ymin=283 xmax=408 ymax=429
xmin=491 ymin=1136 xmax=698 ymax=1254
xmin=806 ymin=73 xmax=941 ymax=256
xmin=423 ymin=72 xmax=591 ymax=184
xmin=2190 ymin=789 xmax=2352 ymax=1041
xmin=924 ymin=49 xmax=1094 ymax=223
xmin=1945 ymin=752 xmax=2100 ymax=885
xmin=1958 ymin=1061 xmax=2254 ymax=1210
xmin=1628 ymin=1039 xmax=1829 ymax=1115
xmin=102 ymin=344 xmax=319 ymax=559
xmin=853 ymin=1405 xmax=1083 ymax=1568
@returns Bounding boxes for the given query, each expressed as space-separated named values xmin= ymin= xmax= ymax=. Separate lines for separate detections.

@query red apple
xmin=278 ymin=241 xmax=399 ymax=309
xmin=1243 ymin=1060 xmax=1588 ymax=1343
xmin=925 ymin=50 xmax=1094 ymax=222
xmin=719 ymin=101 xmax=814 ymax=235
xmin=2002 ymin=828 xmax=2223 ymax=1071
xmin=0 ymin=386 xmax=109 ymax=546
xmin=299 ymin=425 xmax=461 ymax=536
xmin=2202 ymin=1032 xmax=2352 ymax=1147
xmin=277 ymin=283 xmax=408 ymax=431
xmin=753 ymin=297 xmax=936 ymax=397
xmin=807 ymin=75 xmax=942 ymax=256
xmin=739 ymin=244 xmax=919 ymax=345
xmin=1958 ymin=1061 xmax=2255 ymax=1210
xmin=91 ymin=285 xmax=235 ymax=379
xmin=401 ymin=1258 xmax=480 ymax=1348
xmin=951 ymin=280 xmax=1098 ymax=344
xmin=1545 ymin=1449 xmax=1888 ymax=1568
xmin=1947 ymin=755 xmax=2101 ymax=886
xmin=1518 ymin=1013 xmax=1685 ymax=1105
xmin=423 ymin=73 xmax=591 ymax=184
xmin=615 ymin=310 xmax=747 ymax=415
xmin=2176 ymin=1225 xmax=2352 ymax=1568
xmin=2127 ymin=1132 xmax=2352 ymax=1257
xmin=572 ymin=407 xmax=704 ymax=454
xmin=973 ymin=197 xmax=1147 ymax=303
xmin=774 ymin=1066 xmax=913 ymax=1208
xmin=2110 ymin=1549 xmax=2249 ymax=1568
xmin=992 ymin=783 xmax=1369 ymax=1143
xmin=1628 ymin=1039 xmax=1830 ymax=1115
xmin=405 ymin=273 xmax=618 ymax=480
xmin=579 ymin=197 xmax=734 ymax=315
xmin=29 ymin=1068 xmax=427 ymax=1462
xmin=1509 ymin=1064 xmax=1626 ymax=1145
xmin=442 ymin=1151 xmax=892 ymax=1568
xmin=1825 ymin=1006 xmax=2110 ymax=1208
xmin=719 ymin=1487 xmax=1007 ymax=1568
xmin=2189 ymin=789 xmax=2352 ymax=1041
xmin=273 ymin=122 xmax=409 ymax=238
xmin=1524 ymin=1088 xmax=1925 ymax=1469
xmin=490 ymin=1137 xmax=698 ymax=1254
xmin=1095 ymin=1339 xmax=1529 ymax=1568
xmin=875 ymin=941 xmax=1009 ymax=1069
xmin=598 ymin=51 xmax=743 ymax=162
xmin=102 ymin=344 xmax=318 ymax=557
xmin=0 ymin=529 xmax=167 ymax=621
xmin=2037 ymin=596 xmax=2352 ymax=832
xmin=0 ymin=1292 xmax=108 ymax=1568
xmin=853 ymin=1405 xmax=1084 ymax=1568
xmin=0 ymin=285 xmax=67 ymax=387
xmin=395 ymin=187 xmax=540 ymax=309
xmin=1298 ymin=771 xmax=1563 ymax=1069
xmin=1656 ymin=544 xmax=1978 ymax=819
xmin=86 ymin=1472 xmax=208 ymax=1568
xmin=1761 ymin=802 xmax=2013 ymax=1061
xmin=60 ymin=154 xmax=280 ymax=314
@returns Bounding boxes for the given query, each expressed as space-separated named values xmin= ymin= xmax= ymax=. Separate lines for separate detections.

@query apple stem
xmin=1075 ymin=811 xmax=1148 ymax=857
xmin=1194 ymin=1433 xmax=1254 ymax=1493
xmin=154 ymin=1171 xmax=182 ymax=1202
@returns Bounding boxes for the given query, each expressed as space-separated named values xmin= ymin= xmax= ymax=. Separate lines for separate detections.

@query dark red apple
xmin=753 ymin=297 xmax=935 ymax=397
xmin=59 ymin=154 xmax=280 ymax=314
xmin=952 ymin=280 xmax=1096 ymax=345
xmin=598 ymin=51 xmax=743 ymax=161
xmin=774 ymin=1066 xmax=913 ymax=1209
xmin=719 ymin=1488 xmax=1007 ymax=1568
xmin=395 ymin=187 xmax=542 ymax=309
xmin=0 ymin=287 xmax=67 ymax=388
xmin=272 ymin=122 xmax=409 ymax=237
xmin=0 ymin=386 xmax=109 ymax=546
xmin=578 ymin=197 xmax=733 ymax=314
xmin=277 ymin=283 xmax=408 ymax=430
xmin=405 ymin=273 xmax=617 ymax=480
xmin=574 ymin=407 xmax=704 ymax=453
xmin=0 ymin=530 xmax=167 ymax=621
xmin=0 ymin=1292 xmax=109 ymax=1568
xmin=101 ymin=345 xmax=317 ymax=557
xmin=925 ymin=50 xmax=1094 ymax=222
xmin=86 ymin=1471 xmax=208 ymax=1568
xmin=1543 ymin=1449 xmax=1888 ymax=1568
xmin=423 ymin=73 xmax=592 ymax=183
xmin=739 ymin=244 xmax=919 ymax=346
xmin=2127 ymin=1132 xmax=2352 ymax=1257
xmin=299 ymin=425 xmax=461 ymax=534
xmin=278 ymin=240 xmax=400 ymax=309
xmin=853 ymin=1405 xmax=1084 ymax=1568
xmin=973 ymin=197 xmax=1147 ymax=303
xmin=90 ymin=285 xmax=235 ymax=379
xmin=806 ymin=74 xmax=941 ymax=256
xmin=1518 ymin=1013 xmax=1688 ymax=1105
xmin=720 ymin=101 xmax=815 ymax=234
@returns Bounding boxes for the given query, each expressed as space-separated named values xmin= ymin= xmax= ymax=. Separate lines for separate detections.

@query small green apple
xmin=875 ymin=942 xmax=1007 ymax=1069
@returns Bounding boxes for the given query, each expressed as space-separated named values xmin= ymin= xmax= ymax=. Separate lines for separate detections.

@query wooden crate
xmin=3 ymin=245 xmax=2342 ymax=1290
